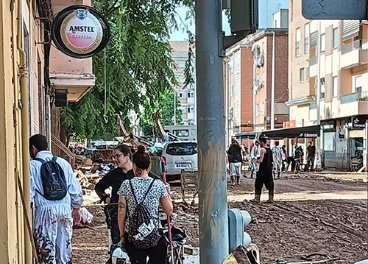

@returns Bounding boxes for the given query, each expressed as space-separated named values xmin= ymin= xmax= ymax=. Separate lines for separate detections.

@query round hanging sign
xmin=51 ymin=5 xmax=110 ymax=58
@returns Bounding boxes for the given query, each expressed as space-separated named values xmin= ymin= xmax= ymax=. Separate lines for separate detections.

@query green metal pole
xmin=195 ymin=0 xmax=229 ymax=263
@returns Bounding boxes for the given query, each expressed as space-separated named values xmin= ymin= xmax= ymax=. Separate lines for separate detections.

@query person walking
xmin=29 ymin=134 xmax=83 ymax=264
xmin=227 ymin=138 xmax=243 ymax=185
xmin=281 ymin=145 xmax=287 ymax=172
xmin=272 ymin=141 xmax=283 ymax=179
xmin=306 ymin=141 xmax=316 ymax=171
xmin=250 ymin=140 xmax=260 ymax=178
xmin=251 ymin=137 xmax=274 ymax=203
xmin=117 ymin=145 xmax=173 ymax=264
xmin=95 ymin=144 xmax=161 ymax=264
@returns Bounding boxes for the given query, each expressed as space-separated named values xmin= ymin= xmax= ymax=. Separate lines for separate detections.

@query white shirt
xmin=30 ymin=151 xmax=83 ymax=209
xmin=251 ymin=145 xmax=260 ymax=159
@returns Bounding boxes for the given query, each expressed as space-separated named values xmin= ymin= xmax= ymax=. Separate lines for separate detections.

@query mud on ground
xmin=72 ymin=174 xmax=367 ymax=264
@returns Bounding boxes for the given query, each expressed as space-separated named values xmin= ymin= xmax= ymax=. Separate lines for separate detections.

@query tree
xmin=60 ymin=0 xmax=194 ymax=143
xmin=140 ymin=89 xmax=183 ymax=138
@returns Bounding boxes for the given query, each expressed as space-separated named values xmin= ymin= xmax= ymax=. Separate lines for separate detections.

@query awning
xmin=259 ymin=125 xmax=320 ymax=139
xmin=235 ymin=125 xmax=320 ymax=140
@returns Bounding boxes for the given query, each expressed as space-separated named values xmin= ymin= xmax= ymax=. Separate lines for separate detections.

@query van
xmin=161 ymin=141 xmax=198 ymax=178
xmin=164 ymin=125 xmax=197 ymax=141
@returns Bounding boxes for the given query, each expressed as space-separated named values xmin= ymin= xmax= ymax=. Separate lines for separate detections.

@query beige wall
xmin=288 ymin=0 xmax=309 ymax=101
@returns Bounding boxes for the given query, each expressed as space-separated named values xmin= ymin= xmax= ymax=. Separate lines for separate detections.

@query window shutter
xmin=343 ymin=20 xmax=360 ymax=41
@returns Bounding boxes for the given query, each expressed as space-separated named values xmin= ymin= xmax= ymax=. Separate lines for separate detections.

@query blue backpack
xmin=35 ymin=157 xmax=68 ymax=200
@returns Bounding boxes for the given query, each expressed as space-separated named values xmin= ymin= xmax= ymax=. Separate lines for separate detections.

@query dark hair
xmin=114 ymin=144 xmax=132 ymax=158
xmin=132 ymin=145 xmax=150 ymax=174
xmin=282 ymin=145 xmax=286 ymax=148
xmin=259 ymin=138 xmax=267 ymax=144
xmin=29 ymin=134 xmax=48 ymax=151
xmin=309 ymin=141 xmax=312 ymax=144
xmin=275 ymin=141 xmax=279 ymax=146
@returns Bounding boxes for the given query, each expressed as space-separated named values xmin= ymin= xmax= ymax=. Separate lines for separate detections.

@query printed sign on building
xmin=52 ymin=5 xmax=110 ymax=58
xmin=352 ymin=117 xmax=366 ymax=130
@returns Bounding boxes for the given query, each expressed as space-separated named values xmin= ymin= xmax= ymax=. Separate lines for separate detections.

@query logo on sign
xmin=52 ymin=5 xmax=110 ymax=58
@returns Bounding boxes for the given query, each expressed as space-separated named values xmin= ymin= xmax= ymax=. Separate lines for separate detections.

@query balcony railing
xmin=309 ymin=56 xmax=317 ymax=66
xmin=359 ymin=91 xmax=368 ymax=101
xmin=341 ymin=92 xmax=358 ymax=104
xmin=341 ymin=39 xmax=362 ymax=55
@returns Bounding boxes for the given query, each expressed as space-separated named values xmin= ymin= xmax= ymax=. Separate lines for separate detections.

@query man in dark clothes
xmin=306 ymin=141 xmax=316 ymax=171
xmin=227 ymin=138 xmax=243 ymax=185
xmin=251 ymin=137 xmax=274 ymax=203
xmin=94 ymin=144 xmax=160 ymax=264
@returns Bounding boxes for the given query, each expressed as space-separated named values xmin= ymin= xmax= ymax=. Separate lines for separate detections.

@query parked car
xmin=161 ymin=141 xmax=198 ymax=179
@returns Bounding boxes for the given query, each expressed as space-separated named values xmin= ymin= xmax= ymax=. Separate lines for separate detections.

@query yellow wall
xmin=0 ymin=0 xmax=31 ymax=262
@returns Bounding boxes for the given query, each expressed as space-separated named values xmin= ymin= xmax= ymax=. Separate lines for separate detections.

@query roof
xmin=235 ymin=125 xmax=321 ymax=139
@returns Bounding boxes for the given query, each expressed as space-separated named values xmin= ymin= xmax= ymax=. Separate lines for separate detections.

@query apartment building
xmin=170 ymin=41 xmax=196 ymax=125
xmin=250 ymin=28 xmax=289 ymax=132
xmin=224 ymin=44 xmax=253 ymax=147
xmin=288 ymin=0 xmax=368 ymax=170
xmin=225 ymin=9 xmax=289 ymax=148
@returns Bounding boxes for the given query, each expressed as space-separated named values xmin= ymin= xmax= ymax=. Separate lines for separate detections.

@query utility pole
xmin=173 ymin=90 xmax=176 ymax=125
xmin=270 ymin=31 xmax=275 ymax=130
xmin=195 ymin=0 xmax=229 ymax=263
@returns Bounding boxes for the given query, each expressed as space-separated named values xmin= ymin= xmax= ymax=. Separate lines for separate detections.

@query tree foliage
xmin=60 ymin=0 xmax=194 ymax=142
xmin=140 ymin=89 xmax=183 ymax=138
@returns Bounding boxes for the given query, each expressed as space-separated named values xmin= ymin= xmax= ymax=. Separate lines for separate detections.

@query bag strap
xmin=34 ymin=158 xmax=45 ymax=163
xmin=129 ymin=179 xmax=156 ymax=205
xmin=142 ymin=179 xmax=155 ymax=204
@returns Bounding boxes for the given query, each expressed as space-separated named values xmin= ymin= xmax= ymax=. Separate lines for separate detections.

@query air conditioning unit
xmin=264 ymin=116 xmax=271 ymax=122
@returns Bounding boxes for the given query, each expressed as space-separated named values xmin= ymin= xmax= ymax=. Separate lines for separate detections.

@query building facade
xmin=288 ymin=0 xmax=368 ymax=170
xmin=0 ymin=0 xmax=95 ymax=262
xmin=170 ymin=41 xmax=196 ymax=125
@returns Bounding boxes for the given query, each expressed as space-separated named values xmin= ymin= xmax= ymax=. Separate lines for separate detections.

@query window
xmin=188 ymin=106 xmax=194 ymax=113
xmin=323 ymin=132 xmax=335 ymax=151
xmin=295 ymin=28 xmax=301 ymax=56
xmin=320 ymin=78 xmax=325 ymax=99
xmin=166 ymin=142 xmax=197 ymax=156
xmin=305 ymin=67 xmax=309 ymax=81
xmin=333 ymin=28 xmax=338 ymax=48
xmin=262 ymin=72 xmax=265 ymax=82
xmin=261 ymin=102 xmax=265 ymax=115
xmin=188 ymin=91 xmax=194 ymax=98
xmin=178 ymin=60 xmax=186 ymax=68
xmin=256 ymin=74 xmax=259 ymax=87
xmin=300 ymin=68 xmax=305 ymax=82
xmin=256 ymin=103 xmax=259 ymax=116
xmin=304 ymin=23 xmax=310 ymax=53
xmin=333 ymin=76 xmax=338 ymax=97
xmin=320 ymin=34 xmax=326 ymax=52
xmin=355 ymin=75 xmax=362 ymax=94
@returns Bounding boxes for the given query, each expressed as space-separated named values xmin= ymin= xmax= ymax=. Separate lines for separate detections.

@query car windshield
xmin=166 ymin=143 xmax=197 ymax=155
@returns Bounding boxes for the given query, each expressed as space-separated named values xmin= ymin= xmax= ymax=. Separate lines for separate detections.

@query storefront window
xmin=323 ymin=132 xmax=335 ymax=151
xmin=350 ymin=138 xmax=363 ymax=159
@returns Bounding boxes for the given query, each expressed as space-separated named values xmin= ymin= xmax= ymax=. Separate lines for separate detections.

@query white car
xmin=161 ymin=141 xmax=198 ymax=178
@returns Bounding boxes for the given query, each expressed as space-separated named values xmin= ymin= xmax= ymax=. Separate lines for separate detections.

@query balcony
xmin=49 ymin=0 xmax=95 ymax=102
xmin=340 ymin=40 xmax=368 ymax=69
xmin=339 ymin=91 xmax=368 ymax=117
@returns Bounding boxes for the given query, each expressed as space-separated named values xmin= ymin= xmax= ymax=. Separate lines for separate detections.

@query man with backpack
xmin=29 ymin=134 xmax=83 ymax=264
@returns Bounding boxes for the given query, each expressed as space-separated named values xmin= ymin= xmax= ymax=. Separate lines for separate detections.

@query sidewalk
xmin=312 ymin=170 xmax=367 ymax=182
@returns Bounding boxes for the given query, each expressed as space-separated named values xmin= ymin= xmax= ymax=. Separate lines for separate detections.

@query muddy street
xmin=72 ymin=174 xmax=367 ymax=264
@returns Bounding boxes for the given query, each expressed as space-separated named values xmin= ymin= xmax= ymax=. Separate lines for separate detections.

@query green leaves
xmin=60 ymin=0 xmax=194 ymax=141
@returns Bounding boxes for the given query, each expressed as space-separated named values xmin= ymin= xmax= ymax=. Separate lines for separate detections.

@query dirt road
xmin=72 ymin=173 xmax=367 ymax=263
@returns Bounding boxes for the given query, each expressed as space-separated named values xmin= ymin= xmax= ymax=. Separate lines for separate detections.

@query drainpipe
xmin=316 ymin=21 xmax=322 ymax=167
xmin=252 ymin=43 xmax=256 ymax=131
xmin=271 ymin=31 xmax=275 ymax=130
xmin=17 ymin=0 xmax=31 ymax=262
xmin=224 ymin=58 xmax=230 ymax=146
